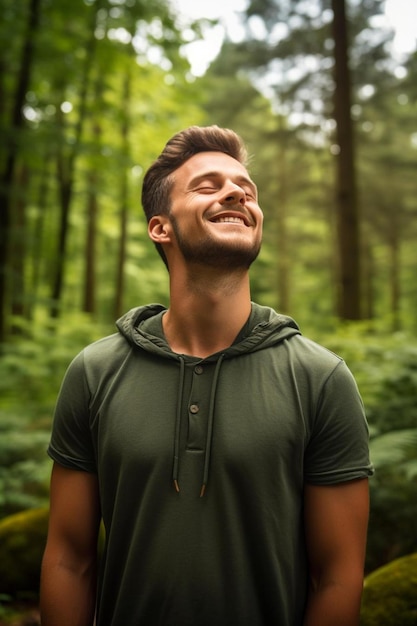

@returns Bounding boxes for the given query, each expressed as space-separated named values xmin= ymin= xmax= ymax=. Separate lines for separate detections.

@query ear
xmin=148 ymin=215 xmax=172 ymax=244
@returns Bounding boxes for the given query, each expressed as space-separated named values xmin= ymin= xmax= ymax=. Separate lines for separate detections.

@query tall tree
xmin=114 ymin=69 xmax=131 ymax=320
xmin=331 ymin=0 xmax=361 ymax=319
xmin=0 ymin=0 xmax=41 ymax=341
xmin=50 ymin=0 xmax=104 ymax=318
xmin=83 ymin=129 xmax=101 ymax=315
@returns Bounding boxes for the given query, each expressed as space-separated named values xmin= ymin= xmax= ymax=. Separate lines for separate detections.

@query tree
xmin=331 ymin=0 xmax=361 ymax=319
xmin=50 ymin=0 xmax=105 ymax=319
xmin=113 ymin=68 xmax=131 ymax=320
xmin=0 ymin=0 xmax=41 ymax=341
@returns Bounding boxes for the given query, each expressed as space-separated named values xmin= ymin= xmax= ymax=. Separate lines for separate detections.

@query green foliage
xmin=314 ymin=325 xmax=417 ymax=426
xmin=313 ymin=324 xmax=417 ymax=571
xmin=0 ymin=313 xmax=111 ymax=518
xmin=0 ymin=412 xmax=50 ymax=518
xmin=370 ymin=429 xmax=417 ymax=475
xmin=0 ymin=313 xmax=111 ymax=417
xmin=366 ymin=477 xmax=416 ymax=573
xmin=366 ymin=347 xmax=417 ymax=434
xmin=360 ymin=553 xmax=417 ymax=626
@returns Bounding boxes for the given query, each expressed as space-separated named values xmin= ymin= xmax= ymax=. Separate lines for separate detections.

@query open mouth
xmin=211 ymin=215 xmax=247 ymax=225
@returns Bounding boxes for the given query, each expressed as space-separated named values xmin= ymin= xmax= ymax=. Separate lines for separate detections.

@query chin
xmin=194 ymin=245 xmax=261 ymax=270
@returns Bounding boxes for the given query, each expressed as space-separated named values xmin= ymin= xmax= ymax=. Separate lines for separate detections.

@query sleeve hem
xmin=305 ymin=465 xmax=374 ymax=485
xmin=47 ymin=445 xmax=97 ymax=473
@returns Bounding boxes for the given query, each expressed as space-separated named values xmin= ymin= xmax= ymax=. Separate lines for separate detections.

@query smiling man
xmin=40 ymin=125 xmax=373 ymax=626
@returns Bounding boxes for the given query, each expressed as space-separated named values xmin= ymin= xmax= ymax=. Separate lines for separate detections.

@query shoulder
xmin=61 ymin=332 xmax=132 ymax=393
xmin=288 ymin=334 xmax=343 ymax=365
xmin=83 ymin=332 xmax=128 ymax=362
xmin=284 ymin=333 xmax=348 ymax=383
xmin=278 ymin=334 xmax=364 ymax=412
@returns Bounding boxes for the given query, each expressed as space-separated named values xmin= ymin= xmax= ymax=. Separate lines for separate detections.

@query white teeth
xmin=215 ymin=216 xmax=244 ymax=224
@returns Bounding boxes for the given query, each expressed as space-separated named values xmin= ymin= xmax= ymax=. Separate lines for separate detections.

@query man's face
xmin=167 ymin=151 xmax=263 ymax=270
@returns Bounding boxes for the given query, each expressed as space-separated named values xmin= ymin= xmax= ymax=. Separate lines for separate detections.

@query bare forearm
xmin=40 ymin=557 xmax=97 ymax=626
xmin=303 ymin=581 xmax=363 ymax=626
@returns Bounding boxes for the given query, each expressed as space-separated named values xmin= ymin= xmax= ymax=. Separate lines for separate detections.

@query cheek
xmin=255 ymin=207 xmax=264 ymax=226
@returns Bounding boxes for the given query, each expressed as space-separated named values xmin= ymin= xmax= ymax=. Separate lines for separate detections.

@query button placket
xmin=187 ymin=362 xmax=209 ymax=450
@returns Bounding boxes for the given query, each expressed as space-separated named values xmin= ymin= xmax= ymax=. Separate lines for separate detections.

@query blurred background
xmin=0 ymin=0 xmax=416 ymax=623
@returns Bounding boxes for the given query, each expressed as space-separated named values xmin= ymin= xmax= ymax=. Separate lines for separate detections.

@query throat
xmin=184 ymin=265 xmax=248 ymax=297
xmin=163 ymin=296 xmax=252 ymax=358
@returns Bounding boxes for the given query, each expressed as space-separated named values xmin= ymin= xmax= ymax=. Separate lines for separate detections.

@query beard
xmin=170 ymin=214 xmax=261 ymax=271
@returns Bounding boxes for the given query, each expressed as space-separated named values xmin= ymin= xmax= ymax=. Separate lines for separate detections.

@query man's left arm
xmin=303 ymin=478 xmax=370 ymax=626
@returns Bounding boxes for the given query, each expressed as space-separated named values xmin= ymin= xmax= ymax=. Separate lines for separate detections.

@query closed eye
xmin=242 ymin=188 xmax=257 ymax=200
xmin=197 ymin=186 xmax=217 ymax=193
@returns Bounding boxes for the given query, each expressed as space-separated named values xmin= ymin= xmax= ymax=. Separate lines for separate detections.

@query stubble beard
xmin=170 ymin=215 xmax=261 ymax=271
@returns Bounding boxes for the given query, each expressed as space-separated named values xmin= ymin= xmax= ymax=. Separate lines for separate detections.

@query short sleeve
xmin=304 ymin=360 xmax=374 ymax=484
xmin=48 ymin=350 xmax=97 ymax=473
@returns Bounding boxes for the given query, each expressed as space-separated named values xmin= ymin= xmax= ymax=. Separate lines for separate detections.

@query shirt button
xmin=189 ymin=404 xmax=199 ymax=414
xmin=194 ymin=365 xmax=204 ymax=374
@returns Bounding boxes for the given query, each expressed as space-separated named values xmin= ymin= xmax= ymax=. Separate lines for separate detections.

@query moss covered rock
xmin=360 ymin=552 xmax=417 ymax=625
xmin=0 ymin=507 xmax=49 ymax=597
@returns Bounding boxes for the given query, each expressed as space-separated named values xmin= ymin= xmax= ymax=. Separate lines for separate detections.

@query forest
xmin=0 ymin=0 xmax=416 ymax=623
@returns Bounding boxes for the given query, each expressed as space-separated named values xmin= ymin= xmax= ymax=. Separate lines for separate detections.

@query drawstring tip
xmin=199 ymin=484 xmax=206 ymax=498
xmin=174 ymin=479 xmax=180 ymax=493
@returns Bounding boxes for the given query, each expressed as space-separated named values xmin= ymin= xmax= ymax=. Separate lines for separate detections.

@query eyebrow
xmin=188 ymin=171 xmax=258 ymax=195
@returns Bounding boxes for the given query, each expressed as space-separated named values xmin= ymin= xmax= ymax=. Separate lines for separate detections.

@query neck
xmin=163 ymin=265 xmax=252 ymax=358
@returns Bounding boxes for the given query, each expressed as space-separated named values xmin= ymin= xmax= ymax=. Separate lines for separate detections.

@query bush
xmin=0 ymin=508 xmax=48 ymax=597
xmin=360 ymin=553 xmax=417 ymax=626
xmin=318 ymin=328 xmax=417 ymax=571
xmin=0 ymin=413 xmax=51 ymax=519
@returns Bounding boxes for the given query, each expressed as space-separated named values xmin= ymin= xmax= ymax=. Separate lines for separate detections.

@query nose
xmin=220 ymin=182 xmax=246 ymax=205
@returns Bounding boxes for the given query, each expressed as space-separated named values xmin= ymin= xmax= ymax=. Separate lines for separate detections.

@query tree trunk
xmin=389 ymin=234 xmax=401 ymax=331
xmin=83 ymin=68 xmax=105 ymax=315
xmin=0 ymin=0 xmax=41 ymax=342
xmin=50 ymin=151 xmax=72 ymax=319
xmin=114 ymin=71 xmax=132 ymax=320
xmin=331 ymin=0 xmax=362 ymax=320
xmin=362 ymin=237 xmax=375 ymax=320
xmin=49 ymin=0 xmax=103 ymax=318
xmin=275 ymin=121 xmax=290 ymax=313
xmin=83 ymin=167 xmax=99 ymax=314
xmin=9 ymin=165 xmax=29 ymax=332
xmin=28 ymin=154 xmax=52 ymax=320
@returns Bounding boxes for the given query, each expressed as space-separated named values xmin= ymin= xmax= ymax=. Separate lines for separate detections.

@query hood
xmin=116 ymin=303 xmax=301 ymax=495
xmin=116 ymin=302 xmax=300 ymax=358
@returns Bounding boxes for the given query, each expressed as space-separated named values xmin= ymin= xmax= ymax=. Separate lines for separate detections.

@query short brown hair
xmin=141 ymin=125 xmax=248 ymax=266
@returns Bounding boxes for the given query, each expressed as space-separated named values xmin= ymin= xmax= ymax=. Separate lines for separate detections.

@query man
xmin=40 ymin=125 xmax=373 ymax=626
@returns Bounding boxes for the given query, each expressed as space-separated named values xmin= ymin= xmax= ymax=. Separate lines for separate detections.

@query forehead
xmin=175 ymin=151 xmax=251 ymax=183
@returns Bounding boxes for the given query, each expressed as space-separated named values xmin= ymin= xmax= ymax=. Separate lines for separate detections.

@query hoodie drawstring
xmin=200 ymin=354 xmax=225 ymax=497
xmin=172 ymin=357 xmax=185 ymax=493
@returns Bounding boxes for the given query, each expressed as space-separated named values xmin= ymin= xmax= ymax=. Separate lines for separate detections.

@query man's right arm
xmin=40 ymin=462 xmax=101 ymax=626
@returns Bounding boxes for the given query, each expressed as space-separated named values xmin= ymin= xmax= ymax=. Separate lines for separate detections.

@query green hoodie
xmin=48 ymin=302 xmax=373 ymax=626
